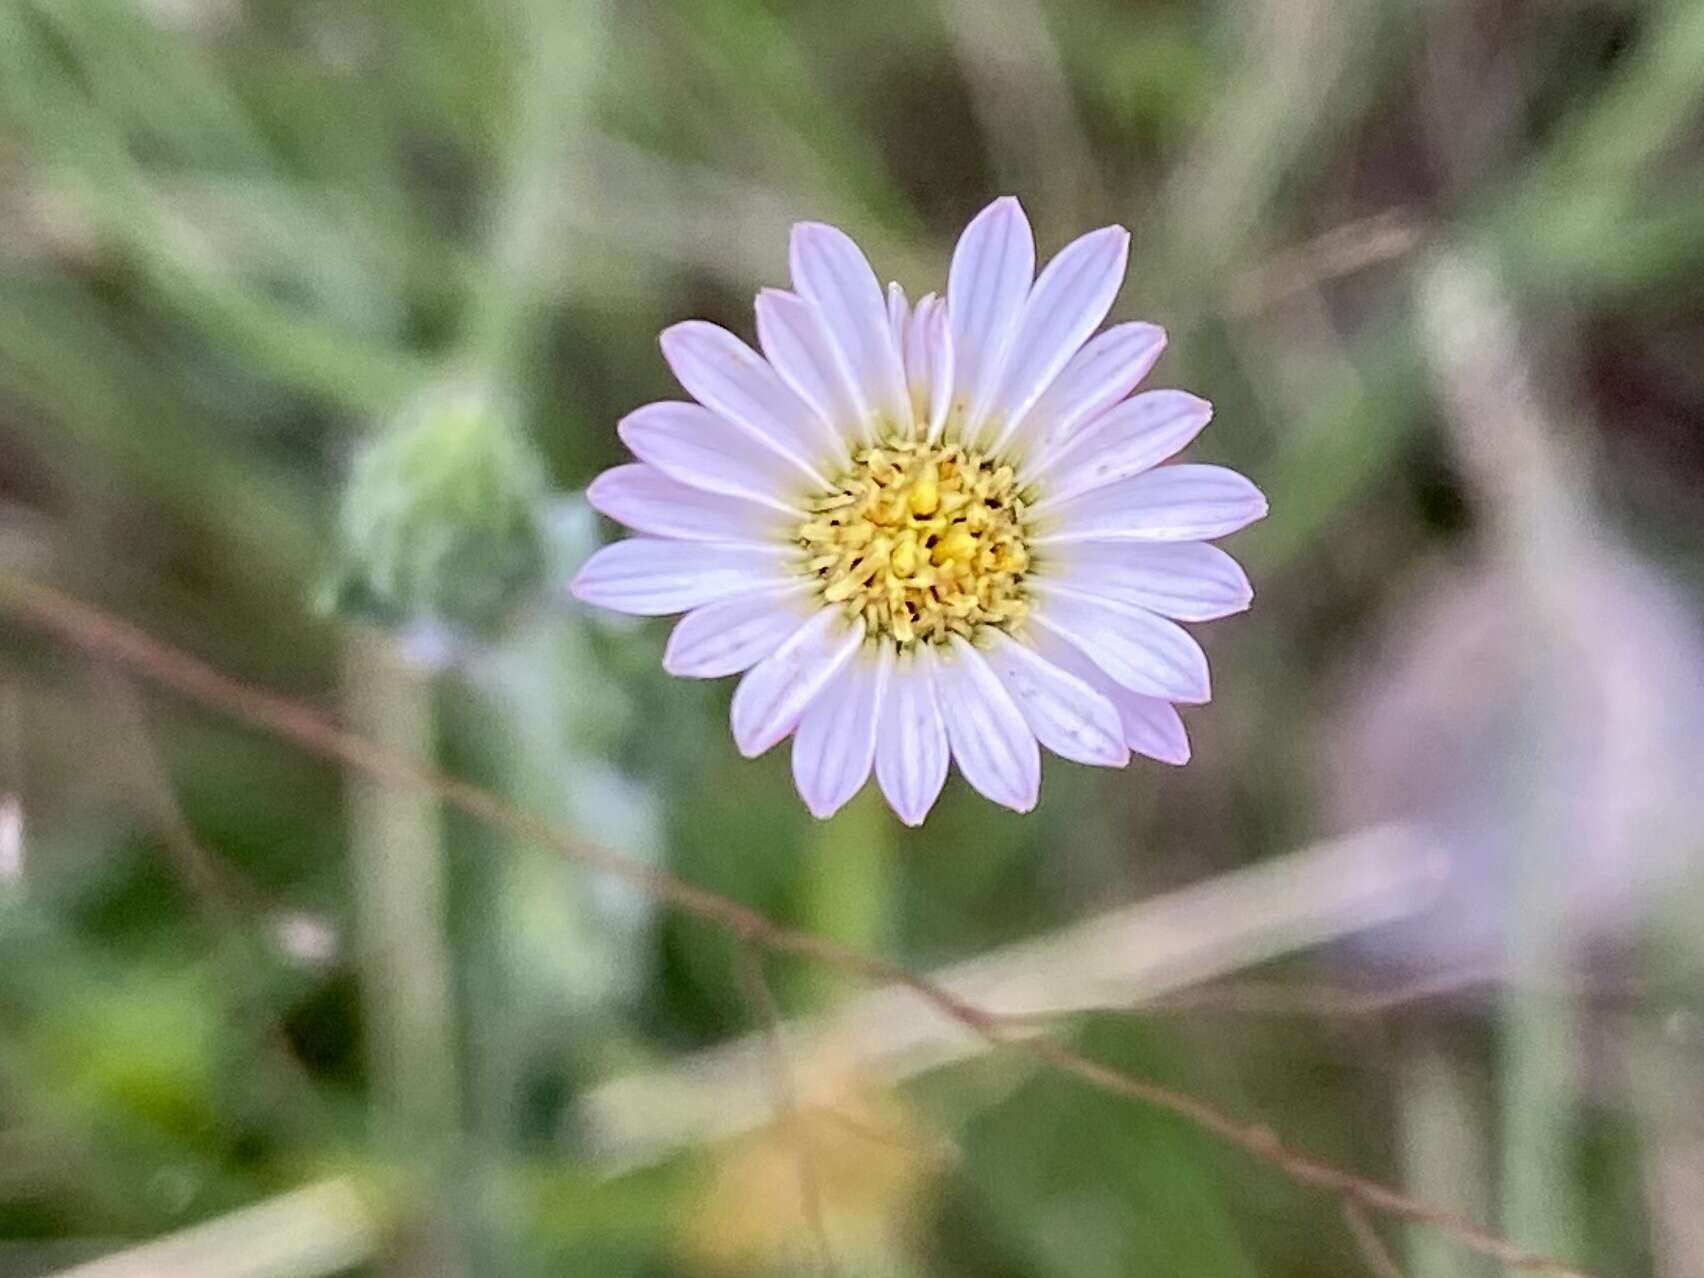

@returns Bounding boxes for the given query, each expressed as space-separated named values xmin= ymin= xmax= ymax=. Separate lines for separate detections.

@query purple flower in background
xmin=573 ymin=197 xmax=1265 ymax=824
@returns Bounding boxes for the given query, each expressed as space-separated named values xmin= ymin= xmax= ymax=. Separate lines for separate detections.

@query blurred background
xmin=2 ymin=0 xmax=1703 ymax=1274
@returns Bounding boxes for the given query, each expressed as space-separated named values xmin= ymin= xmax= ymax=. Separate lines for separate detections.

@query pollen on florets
xmin=797 ymin=436 xmax=1030 ymax=645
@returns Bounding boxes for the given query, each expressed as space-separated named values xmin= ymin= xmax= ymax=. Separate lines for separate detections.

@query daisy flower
xmin=572 ymin=197 xmax=1265 ymax=824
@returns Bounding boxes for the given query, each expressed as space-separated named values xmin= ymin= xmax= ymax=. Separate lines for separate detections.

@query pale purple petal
xmin=571 ymin=539 xmax=794 ymax=616
xmin=729 ymin=608 xmax=865 ymax=757
xmin=934 ymin=635 xmax=1041 ymax=812
xmin=619 ymin=401 xmax=818 ymax=512
xmin=980 ymin=630 xmax=1128 ymax=766
xmin=789 ymin=222 xmax=912 ymax=434
xmin=664 ymin=585 xmax=818 ymax=678
xmin=1006 ymin=322 xmax=1167 ymax=467
xmin=886 ymin=281 xmax=910 ymax=351
xmin=754 ymin=289 xmax=867 ymax=447
xmin=1030 ymin=391 xmax=1215 ymax=506
xmin=587 ymin=464 xmax=791 ymax=543
xmin=1029 ymin=584 xmax=1211 ymax=703
xmin=1036 ymin=540 xmax=1252 ymax=621
xmin=1030 ymin=464 xmax=1268 ymax=544
xmin=903 ymin=293 xmax=955 ymax=443
xmin=901 ymin=293 xmax=934 ymax=414
xmin=1112 ymin=696 xmax=1190 ymax=765
xmin=1025 ymin=626 xmax=1192 ymax=764
xmin=875 ymin=642 xmax=950 ymax=826
xmin=978 ymin=225 xmax=1129 ymax=451
xmin=947 ymin=197 xmax=1035 ymax=442
xmin=660 ymin=321 xmax=845 ymax=472
xmin=792 ymin=642 xmax=891 ymax=819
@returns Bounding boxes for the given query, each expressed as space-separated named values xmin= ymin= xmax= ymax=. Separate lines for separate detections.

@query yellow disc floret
xmin=798 ymin=438 xmax=1030 ymax=645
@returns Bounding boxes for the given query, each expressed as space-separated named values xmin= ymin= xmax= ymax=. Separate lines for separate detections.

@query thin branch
xmin=93 ymin=668 xmax=257 ymax=923
xmin=1003 ymin=966 xmax=1676 ymax=1024
xmin=1344 ymin=1201 xmax=1409 ymax=1278
xmin=0 ymin=572 xmax=1600 ymax=1278
xmin=735 ymin=943 xmax=840 ymax=1278
xmin=581 ymin=828 xmax=1439 ymax=1169
xmin=88 ymin=668 xmax=339 ymax=1146
xmin=1226 ymin=207 xmax=1423 ymax=315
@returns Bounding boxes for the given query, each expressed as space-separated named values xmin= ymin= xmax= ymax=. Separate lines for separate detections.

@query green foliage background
xmin=2 ymin=0 xmax=1703 ymax=1275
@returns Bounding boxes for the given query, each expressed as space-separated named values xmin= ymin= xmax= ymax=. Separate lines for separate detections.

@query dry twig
xmin=90 ymin=669 xmax=338 ymax=1144
xmin=582 ymin=828 xmax=1440 ymax=1168
xmin=736 ymin=943 xmax=841 ymax=1278
xmin=1343 ymin=1200 xmax=1409 ymax=1278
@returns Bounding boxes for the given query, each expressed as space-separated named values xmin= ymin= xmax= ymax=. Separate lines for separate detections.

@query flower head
xmin=572 ymin=197 xmax=1265 ymax=824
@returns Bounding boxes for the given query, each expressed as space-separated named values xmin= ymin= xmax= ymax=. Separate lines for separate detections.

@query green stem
xmin=1400 ymin=1037 xmax=1494 ymax=1278
xmin=460 ymin=0 xmax=608 ymax=374
xmin=341 ymin=627 xmax=464 ymax=1278
xmin=796 ymin=787 xmax=897 ymax=1009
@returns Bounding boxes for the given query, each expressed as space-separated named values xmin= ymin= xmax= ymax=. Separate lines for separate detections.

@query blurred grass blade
xmin=46 ymin=1179 xmax=378 ymax=1278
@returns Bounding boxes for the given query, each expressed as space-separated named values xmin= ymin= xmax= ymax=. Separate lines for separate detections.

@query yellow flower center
xmin=798 ymin=438 xmax=1030 ymax=645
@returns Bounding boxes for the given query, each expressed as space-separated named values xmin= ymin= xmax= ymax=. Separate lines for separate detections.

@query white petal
xmin=934 ymin=635 xmax=1041 ymax=812
xmin=1035 ymin=540 xmax=1252 ymax=621
xmin=571 ymin=539 xmax=794 ymax=617
xmin=1006 ymin=322 xmax=1167 ymax=468
xmin=886 ymin=281 xmax=910 ymax=350
xmin=904 ymin=293 xmax=955 ymax=443
xmin=901 ymin=293 xmax=933 ymax=414
xmin=660 ymin=321 xmax=845 ymax=472
xmin=1029 ymin=584 xmax=1211 ymax=703
xmin=979 ymin=630 xmax=1127 ymax=767
xmin=792 ymin=642 xmax=891 ymax=819
xmin=729 ymin=608 xmax=865 ymax=757
xmin=948 ymin=197 xmax=1035 ymax=442
xmin=664 ymin=585 xmax=818 ymax=678
xmin=1030 ymin=464 xmax=1268 ymax=544
xmin=789 ymin=222 xmax=912 ymax=435
xmin=979 ymin=225 xmax=1129 ymax=452
xmin=587 ymin=464 xmax=790 ymax=543
xmin=1111 ymin=696 xmax=1191 ymax=764
xmin=875 ymin=642 xmax=950 ymax=826
xmin=1025 ymin=626 xmax=1191 ymax=764
xmin=1030 ymin=391 xmax=1215 ymax=507
xmin=754 ymin=290 xmax=866 ymax=446
xmin=619 ymin=401 xmax=815 ymax=512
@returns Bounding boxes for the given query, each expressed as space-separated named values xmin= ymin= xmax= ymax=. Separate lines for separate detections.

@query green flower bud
xmin=322 ymin=379 xmax=548 ymax=635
